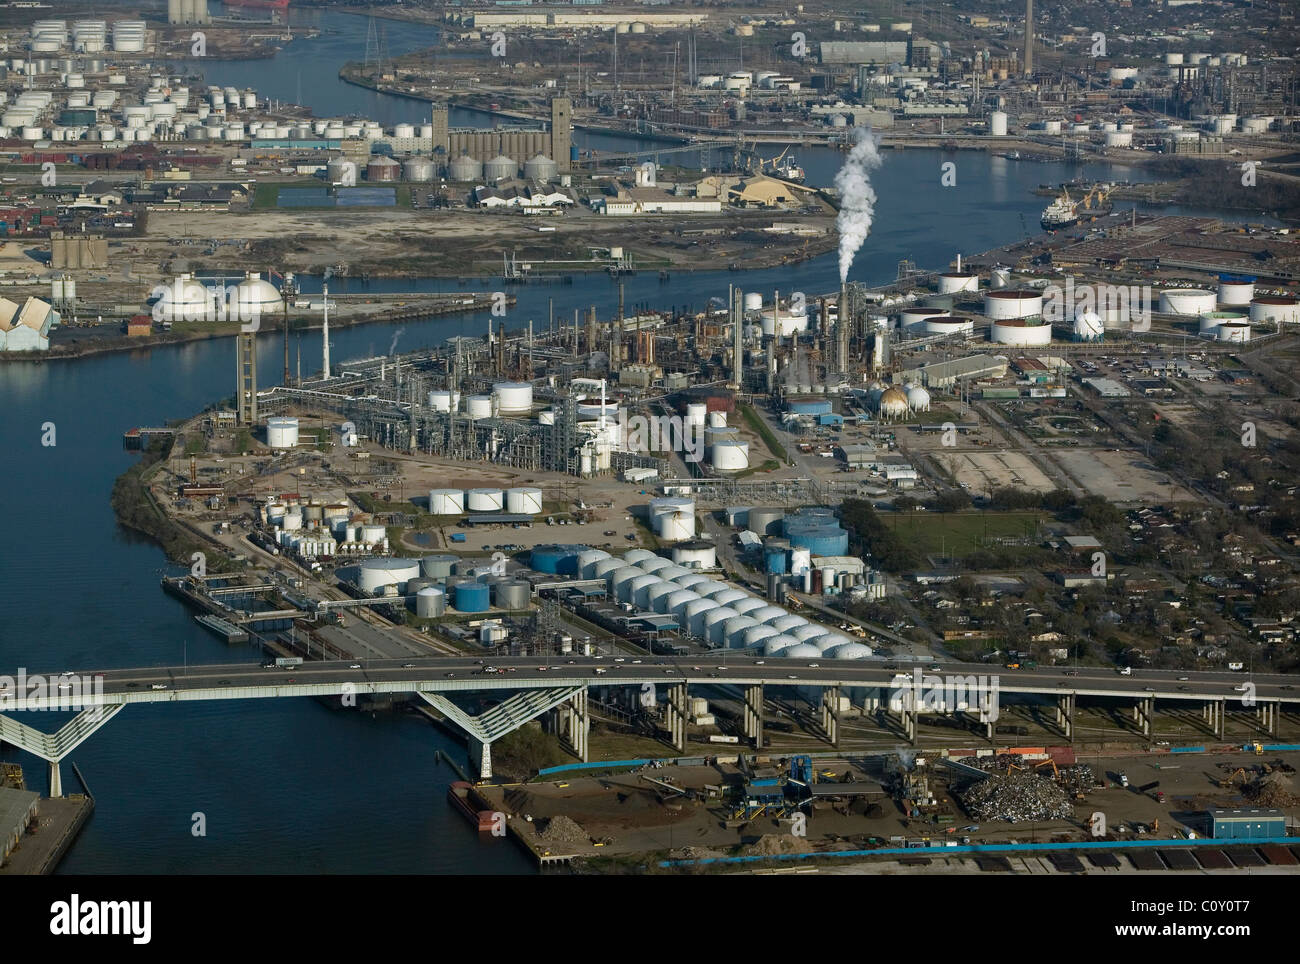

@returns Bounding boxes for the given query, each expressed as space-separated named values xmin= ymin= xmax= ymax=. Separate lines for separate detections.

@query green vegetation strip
xmin=738 ymin=403 xmax=788 ymax=462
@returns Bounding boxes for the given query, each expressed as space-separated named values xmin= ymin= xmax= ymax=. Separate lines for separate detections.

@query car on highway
xmin=808 ymin=663 xmax=820 ymax=668
xmin=787 ymin=675 xmax=799 ymax=680
xmin=150 ymin=683 xmax=167 ymax=690
xmin=350 ymin=663 xmax=362 ymax=669
xmin=1177 ymin=676 xmax=1189 ymax=681
xmin=755 ymin=660 xmax=765 ymax=665
xmin=1144 ymin=686 xmax=1156 ymax=692
xmin=401 ymin=663 xmax=416 ymax=669
xmin=445 ymin=672 xmax=456 ymax=678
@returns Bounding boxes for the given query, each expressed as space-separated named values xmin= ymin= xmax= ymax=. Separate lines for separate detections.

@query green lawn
xmin=882 ymin=510 xmax=1046 ymax=557
xmin=737 ymin=403 xmax=788 ymax=462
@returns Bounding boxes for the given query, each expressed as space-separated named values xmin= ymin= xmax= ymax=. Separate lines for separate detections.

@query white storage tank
xmin=428 ymin=389 xmax=454 ymax=412
xmin=1217 ymin=321 xmax=1252 ymax=343
xmin=937 ymin=272 xmax=978 ymax=294
xmin=706 ymin=411 xmax=728 ymax=428
xmin=429 ymin=488 xmax=465 ymax=515
xmin=1073 ymin=311 xmax=1105 ymax=341
xmin=989 ymin=111 xmax=1008 ymax=136
xmin=505 ymin=486 xmax=543 ymax=515
xmin=899 ymin=306 xmax=948 ymax=327
xmin=266 ymin=416 xmax=299 ymax=449
xmin=743 ymin=292 xmax=763 ymax=311
xmin=1104 ymin=131 xmax=1133 ymax=148
xmin=1248 ymin=297 xmax=1300 ymax=324
xmin=671 ymin=541 xmax=717 ymax=569
xmin=650 ymin=496 xmax=696 ymax=541
xmin=685 ymin=403 xmax=708 ymax=427
xmin=358 ymin=558 xmax=421 ymax=594
xmin=1159 ymin=288 xmax=1217 ymax=315
xmin=578 ymin=549 xmax=612 ymax=578
xmin=467 ymin=488 xmax=504 ymax=512
xmin=1218 ymin=279 xmax=1255 ymax=306
xmin=983 ymin=289 xmax=1043 ymax=319
xmin=990 ymin=318 xmax=1052 ymax=347
xmin=912 ymin=316 xmax=974 ymax=336
xmin=467 ymin=394 xmax=495 ymax=419
xmin=415 ymin=586 xmax=446 ymax=618
xmin=712 ymin=439 xmax=750 ymax=473
xmin=493 ymin=381 xmax=533 ymax=415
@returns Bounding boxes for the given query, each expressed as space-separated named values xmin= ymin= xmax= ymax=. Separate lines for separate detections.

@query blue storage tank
xmin=788 ymin=399 xmax=832 ymax=416
xmin=764 ymin=546 xmax=788 ymax=574
xmin=529 ymin=543 xmax=589 ymax=575
xmin=570 ymin=144 xmax=580 ymax=163
xmin=453 ymin=581 xmax=490 ymax=612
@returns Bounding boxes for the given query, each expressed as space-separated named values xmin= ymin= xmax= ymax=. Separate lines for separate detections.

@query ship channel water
xmin=0 ymin=9 xmax=1277 ymax=873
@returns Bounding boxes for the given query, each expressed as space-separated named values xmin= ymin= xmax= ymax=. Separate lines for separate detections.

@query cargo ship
xmin=448 ymin=781 xmax=498 ymax=832
xmin=1041 ymin=184 xmax=1113 ymax=231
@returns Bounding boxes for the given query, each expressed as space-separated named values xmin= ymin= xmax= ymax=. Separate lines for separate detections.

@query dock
xmin=0 ymin=764 xmax=94 ymax=875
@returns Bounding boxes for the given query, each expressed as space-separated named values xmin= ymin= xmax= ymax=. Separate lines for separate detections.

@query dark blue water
xmin=0 ymin=10 xmax=1275 ymax=874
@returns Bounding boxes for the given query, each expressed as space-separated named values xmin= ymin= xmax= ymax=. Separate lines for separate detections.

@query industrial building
xmin=0 ymin=296 xmax=58 ymax=352
xmin=0 ymin=785 xmax=39 ymax=864
xmin=1208 ymin=808 xmax=1286 ymax=839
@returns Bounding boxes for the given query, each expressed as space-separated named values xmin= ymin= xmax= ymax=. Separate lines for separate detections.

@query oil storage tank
xmin=983 ymin=289 xmax=1043 ymax=319
xmin=505 ymin=487 xmax=543 ymax=514
xmin=529 ymin=544 xmax=586 ymax=575
xmin=467 ymin=488 xmax=504 ymax=512
xmin=493 ymin=381 xmax=534 ymax=414
xmin=494 ymin=580 xmax=530 ymax=610
xmin=358 ymin=558 xmax=421 ymax=594
xmin=747 ymin=507 xmax=785 ymax=535
xmin=1159 ymin=288 xmax=1217 ymax=315
xmin=415 ymin=586 xmax=446 ymax=618
xmin=420 ymin=554 xmax=458 ymax=579
xmin=429 ymin=489 xmax=465 ymax=515
xmin=452 ymin=581 xmax=490 ymax=612
xmin=990 ymin=318 xmax=1052 ymax=347
xmin=937 ymin=272 xmax=979 ymax=294
xmin=1249 ymin=296 xmax=1300 ymax=324
xmin=266 ymin=417 xmax=299 ymax=449
xmin=650 ymin=497 xmax=696 ymax=541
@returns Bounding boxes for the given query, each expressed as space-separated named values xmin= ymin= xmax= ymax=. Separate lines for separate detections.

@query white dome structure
xmin=684 ymin=598 xmax=716 ymax=635
xmin=826 ymin=642 xmax=874 ymax=659
xmin=906 ymin=385 xmax=931 ymax=411
xmin=788 ymin=623 xmax=827 ymax=642
xmin=767 ymin=614 xmax=809 ymax=633
xmin=1073 ymin=311 xmax=1105 ymax=341
xmin=623 ymin=548 xmax=658 ymax=565
xmin=645 ymin=581 xmax=678 ymax=612
xmin=235 ymin=272 xmax=282 ymax=317
xmin=743 ymin=625 xmax=780 ymax=648
xmin=627 ymin=574 xmax=661 ymax=606
xmin=702 ymin=607 xmax=740 ymax=643
xmin=578 ymin=550 xmax=612 ymax=578
xmin=779 ymin=643 xmax=822 ymax=660
xmin=762 ymin=635 xmax=801 ymax=656
xmin=153 ymin=273 xmax=211 ymax=322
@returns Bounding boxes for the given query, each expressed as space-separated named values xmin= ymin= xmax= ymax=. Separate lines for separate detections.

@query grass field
xmin=881 ymin=509 xmax=1047 ymax=557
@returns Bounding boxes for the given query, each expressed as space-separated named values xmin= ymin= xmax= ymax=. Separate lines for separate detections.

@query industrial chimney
xmin=1024 ymin=0 xmax=1034 ymax=75
xmin=321 ymin=283 xmax=330 ymax=380
xmin=732 ymin=286 xmax=744 ymax=389
xmin=837 ymin=283 xmax=850 ymax=374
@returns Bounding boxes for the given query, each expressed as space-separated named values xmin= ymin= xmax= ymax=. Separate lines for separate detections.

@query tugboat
xmin=1041 ymin=184 xmax=1113 ymax=231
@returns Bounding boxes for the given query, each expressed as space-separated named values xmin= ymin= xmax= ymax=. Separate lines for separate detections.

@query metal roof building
xmin=0 ymin=786 xmax=39 ymax=862
xmin=902 ymin=354 xmax=1009 ymax=389
xmin=1208 ymin=807 xmax=1286 ymax=839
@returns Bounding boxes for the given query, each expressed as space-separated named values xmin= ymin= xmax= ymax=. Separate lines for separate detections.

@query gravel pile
xmin=959 ymin=772 xmax=1075 ymax=823
xmin=537 ymin=815 xmax=590 ymax=845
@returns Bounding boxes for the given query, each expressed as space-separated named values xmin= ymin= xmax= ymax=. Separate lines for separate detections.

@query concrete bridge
xmin=2 ymin=656 xmax=1296 ymax=792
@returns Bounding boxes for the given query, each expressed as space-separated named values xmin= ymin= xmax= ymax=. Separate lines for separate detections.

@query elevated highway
xmin=2 ymin=656 xmax=1295 ymax=788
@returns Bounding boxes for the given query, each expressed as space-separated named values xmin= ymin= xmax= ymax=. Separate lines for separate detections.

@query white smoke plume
xmin=834 ymin=128 xmax=884 ymax=284
xmin=388 ymin=327 xmax=405 ymax=356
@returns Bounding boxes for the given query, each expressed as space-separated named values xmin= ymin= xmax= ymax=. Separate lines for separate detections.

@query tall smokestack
xmin=587 ymin=305 xmax=596 ymax=355
xmin=732 ymin=286 xmax=744 ymax=389
xmin=321 ymin=283 xmax=330 ymax=380
xmin=1024 ymin=0 xmax=1034 ymax=76
xmin=837 ymin=283 xmax=849 ymax=374
xmin=616 ymin=282 xmax=624 ymax=367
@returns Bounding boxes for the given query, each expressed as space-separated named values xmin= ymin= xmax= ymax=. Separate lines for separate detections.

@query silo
xmin=403 ymin=155 xmax=434 ymax=182
xmin=523 ymin=153 xmax=557 ymax=182
xmin=484 ymin=153 xmax=517 ymax=181
xmin=448 ymin=154 xmax=483 ymax=181
xmin=367 ymin=156 xmax=400 ymax=182
xmin=494 ymin=581 xmax=531 ymax=610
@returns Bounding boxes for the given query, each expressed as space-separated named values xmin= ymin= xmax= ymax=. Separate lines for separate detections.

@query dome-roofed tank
xmin=729 ymin=596 xmax=767 ymax=616
xmin=780 ymin=643 xmax=823 ymax=660
xmin=878 ymin=385 xmax=909 ymax=418
xmin=235 ymin=271 xmax=282 ymax=317
xmin=523 ymin=153 xmax=557 ymax=182
xmin=403 ymin=155 xmax=435 ymax=182
xmin=578 ymin=549 xmax=612 ymax=578
xmin=762 ymin=635 xmax=801 ymax=656
xmin=484 ymin=153 xmax=517 ymax=181
xmin=623 ymin=548 xmax=657 ymax=565
xmin=768 ymin=614 xmax=809 ymax=633
xmin=448 ymin=154 xmax=483 ymax=182
xmin=787 ymin=623 xmax=826 ymax=642
xmin=827 ymin=642 xmax=874 ymax=659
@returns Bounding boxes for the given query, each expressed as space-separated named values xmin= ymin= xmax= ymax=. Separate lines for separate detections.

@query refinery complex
xmin=2 ymin=0 xmax=1300 ymax=896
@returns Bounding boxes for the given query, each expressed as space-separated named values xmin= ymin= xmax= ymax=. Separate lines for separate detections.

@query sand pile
xmin=537 ymin=815 xmax=590 ymax=846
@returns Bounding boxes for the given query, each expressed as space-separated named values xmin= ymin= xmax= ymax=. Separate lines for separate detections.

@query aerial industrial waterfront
xmin=1 ymin=0 xmax=1299 ymax=890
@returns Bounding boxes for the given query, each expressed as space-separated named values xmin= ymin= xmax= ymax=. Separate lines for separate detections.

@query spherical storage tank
xmin=984 ymin=289 xmax=1043 ymax=320
xmin=429 ymin=489 xmax=465 ymax=515
xmin=359 ymin=558 xmax=421 ymax=594
xmin=712 ymin=439 xmax=750 ymax=473
xmin=523 ymin=154 xmax=557 ymax=182
xmin=937 ymin=272 xmax=979 ymax=294
xmin=878 ymin=385 xmax=910 ymax=418
xmin=990 ymin=318 xmax=1052 ymax=347
xmin=1249 ymin=296 xmax=1300 ymax=324
xmin=266 ymin=417 xmax=299 ymax=449
xmin=505 ymin=487 xmax=543 ymax=515
xmin=403 ymin=156 xmax=434 ymax=182
xmin=415 ymin=587 xmax=446 ymax=618
xmin=467 ymin=488 xmax=504 ymax=512
xmin=448 ymin=154 xmax=483 ymax=182
xmin=906 ymin=385 xmax=931 ymax=411
xmin=452 ymin=581 xmax=490 ymax=613
xmin=236 ymin=272 xmax=282 ymax=318
xmin=484 ymin=154 xmax=517 ymax=181
xmin=493 ymin=381 xmax=533 ymax=415
xmin=1073 ymin=311 xmax=1105 ymax=341
xmin=1159 ymin=288 xmax=1217 ymax=315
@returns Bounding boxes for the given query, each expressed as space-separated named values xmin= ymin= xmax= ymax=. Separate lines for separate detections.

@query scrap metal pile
xmin=958 ymin=771 xmax=1075 ymax=823
xmin=1057 ymin=764 xmax=1095 ymax=796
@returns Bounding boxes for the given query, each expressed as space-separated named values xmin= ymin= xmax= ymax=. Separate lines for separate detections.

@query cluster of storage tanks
xmin=865 ymin=381 xmax=929 ymax=418
xmin=428 ymin=486 xmax=544 ymax=516
xmin=577 ymin=548 xmax=873 ymax=659
xmin=261 ymin=498 xmax=389 ymax=561
xmin=426 ymin=381 xmax=534 ymax=417
xmin=682 ymin=403 xmax=750 ymax=475
xmin=354 ymin=554 xmax=531 ymax=616
xmin=31 ymin=20 xmax=144 ymax=54
xmin=1154 ymin=278 xmax=1300 ymax=341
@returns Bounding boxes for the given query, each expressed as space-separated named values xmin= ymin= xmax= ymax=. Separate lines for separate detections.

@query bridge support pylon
xmin=1056 ymin=693 xmax=1074 ymax=742
xmin=0 ymin=703 xmax=125 ymax=798
xmin=664 ymin=682 xmax=687 ymax=754
xmin=819 ymin=685 xmax=840 ymax=747
xmin=558 ymin=686 xmax=589 ymax=762
xmin=743 ymin=684 xmax=765 ymax=748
